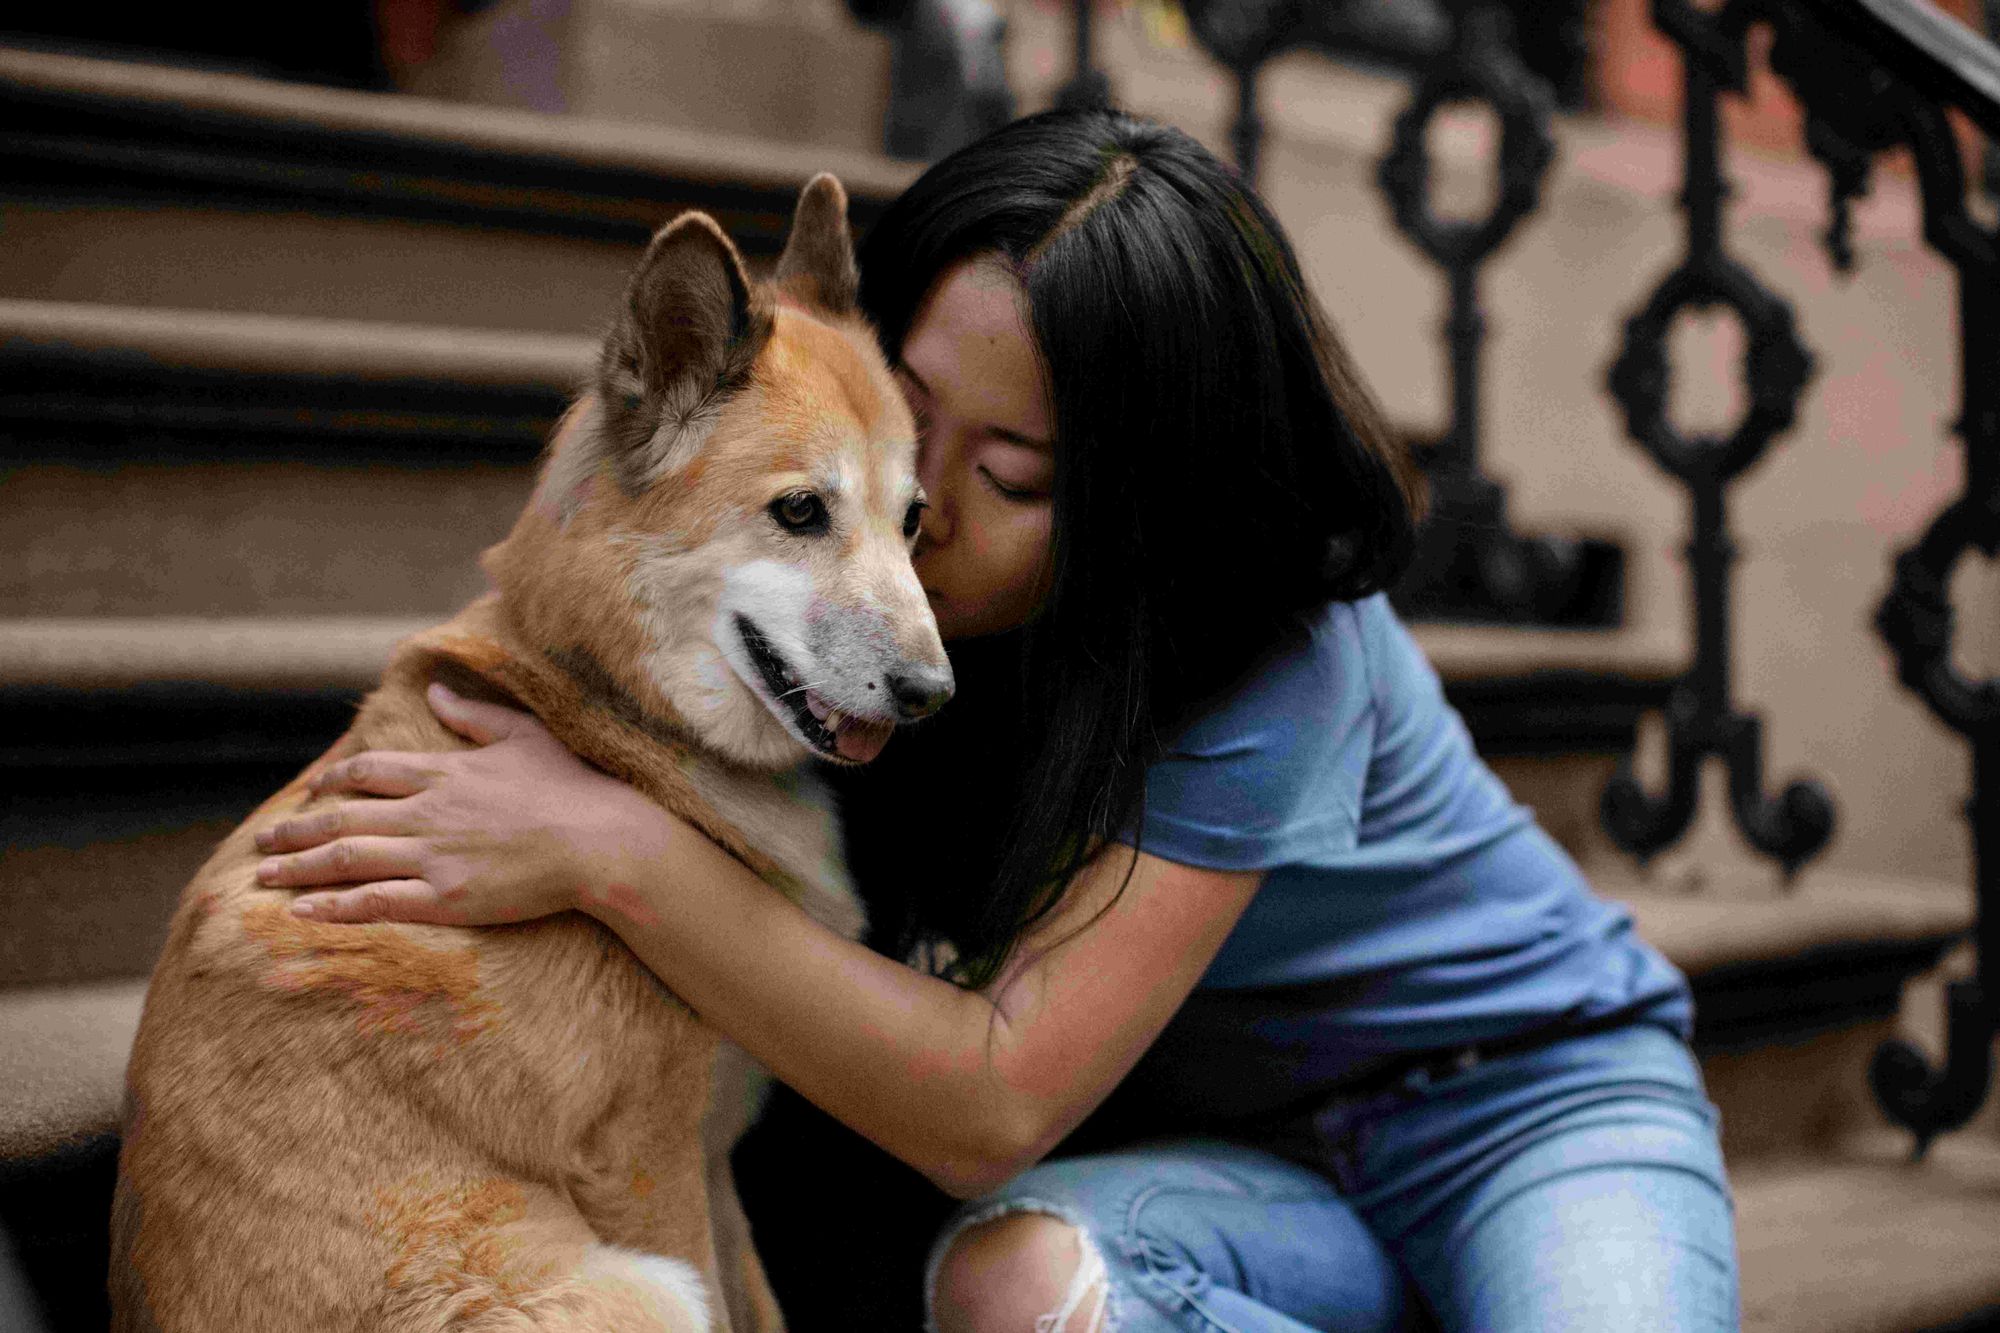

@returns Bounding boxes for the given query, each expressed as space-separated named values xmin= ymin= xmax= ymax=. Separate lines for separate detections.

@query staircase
xmin=5 ymin=25 xmax=2000 ymax=1333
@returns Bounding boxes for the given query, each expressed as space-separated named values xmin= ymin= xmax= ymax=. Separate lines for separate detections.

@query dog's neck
xmin=539 ymin=642 xmax=695 ymax=757
xmin=384 ymin=595 xmax=860 ymax=936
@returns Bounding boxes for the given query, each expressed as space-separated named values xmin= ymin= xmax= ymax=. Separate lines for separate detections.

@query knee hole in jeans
xmin=931 ymin=1213 xmax=1112 ymax=1333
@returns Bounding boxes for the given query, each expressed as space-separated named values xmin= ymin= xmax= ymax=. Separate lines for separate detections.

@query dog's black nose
xmin=885 ymin=667 xmax=954 ymax=720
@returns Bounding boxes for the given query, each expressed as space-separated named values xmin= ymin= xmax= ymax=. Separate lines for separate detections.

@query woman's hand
xmin=254 ymin=683 xmax=674 ymax=926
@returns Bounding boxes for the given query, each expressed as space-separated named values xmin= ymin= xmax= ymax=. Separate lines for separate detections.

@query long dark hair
xmin=840 ymin=107 xmax=1417 ymax=989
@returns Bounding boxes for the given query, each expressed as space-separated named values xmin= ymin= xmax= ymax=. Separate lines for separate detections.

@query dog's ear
xmin=597 ymin=211 xmax=774 ymax=491
xmin=773 ymin=173 xmax=859 ymax=315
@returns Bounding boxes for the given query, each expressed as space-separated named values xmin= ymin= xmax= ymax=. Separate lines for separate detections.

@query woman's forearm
xmin=584 ymin=824 xmax=1043 ymax=1197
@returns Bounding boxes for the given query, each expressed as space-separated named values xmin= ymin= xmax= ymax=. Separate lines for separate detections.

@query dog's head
xmin=486 ymin=175 xmax=952 ymax=771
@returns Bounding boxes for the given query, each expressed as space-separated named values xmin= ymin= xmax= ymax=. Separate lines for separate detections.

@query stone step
xmin=406 ymin=0 xmax=893 ymax=158
xmin=1608 ymin=870 xmax=1974 ymax=1164
xmin=0 ymin=294 xmax=1679 ymax=790
xmin=0 ymin=616 xmax=423 ymax=991
xmin=1734 ymin=1132 xmax=2000 ymax=1332
xmin=0 ymin=45 xmax=916 ymax=333
xmin=0 ymin=298 xmax=591 ymax=403
xmin=0 ymin=979 xmax=142 ymax=1333
xmin=0 ymin=614 xmax=425 ymax=692
xmin=0 ymin=300 xmax=572 ymax=619
xmin=0 ymin=611 xmax=1688 ymax=991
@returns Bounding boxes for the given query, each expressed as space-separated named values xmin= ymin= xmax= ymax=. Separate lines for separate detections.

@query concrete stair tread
xmin=1606 ymin=869 xmax=1970 ymax=1054
xmin=0 ymin=978 xmax=144 ymax=1168
xmin=0 ymin=298 xmax=594 ymax=389
xmin=1735 ymin=1132 xmax=2000 ymax=1332
xmin=0 ymin=44 xmax=914 ymax=333
xmin=0 ymin=45 xmax=917 ymax=200
xmin=2 ymin=612 xmax=1693 ymax=733
xmin=1410 ymin=620 xmax=1681 ymax=683
xmin=1604 ymin=869 xmax=1974 ymax=978
xmin=2 ymin=304 xmax=561 ymax=623
xmin=1 ymin=614 xmax=428 ymax=689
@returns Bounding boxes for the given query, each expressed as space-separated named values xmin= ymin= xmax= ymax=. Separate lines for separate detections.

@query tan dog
xmin=110 ymin=176 xmax=950 ymax=1332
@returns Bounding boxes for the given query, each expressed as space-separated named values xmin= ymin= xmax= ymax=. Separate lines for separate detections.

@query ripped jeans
xmin=923 ymin=1024 xmax=1738 ymax=1332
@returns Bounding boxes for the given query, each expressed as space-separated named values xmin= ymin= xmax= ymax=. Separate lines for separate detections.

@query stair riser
xmin=2 ymin=460 xmax=531 ymax=618
xmin=0 ymin=200 xmax=640 ymax=335
xmin=2 ymin=815 xmax=239 ymax=990
xmin=410 ymin=0 xmax=891 ymax=157
xmin=1704 ymin=1022 xmax=1904 ymax=1160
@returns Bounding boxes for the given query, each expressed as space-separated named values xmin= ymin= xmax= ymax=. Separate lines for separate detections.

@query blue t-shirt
xmin=1108 ymin=594 xmax=1690 ymax=1122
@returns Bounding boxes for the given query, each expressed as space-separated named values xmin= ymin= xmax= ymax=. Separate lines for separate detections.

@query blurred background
xmin=5 ymin=3 xmax=2000 ymax=1330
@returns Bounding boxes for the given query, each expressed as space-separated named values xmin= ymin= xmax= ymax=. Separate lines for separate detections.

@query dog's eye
xmin=770 ymin=491 xmax=829 ymax=533
xmin=902 ymin=500 xmax=927 ymax=540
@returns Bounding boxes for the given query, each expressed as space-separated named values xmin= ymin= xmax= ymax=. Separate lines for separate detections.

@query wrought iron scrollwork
xmin=1768 ymin=6 xmax=1908 ymax=274
xmin=1375 ymin=6 xmax=1552 ymax=271
xmin=1877 ymin=501 xmax=2000 ymax=738
xmin=1376 ymin=4 xmax=1619 ymax=627
xmin=1989 ymin=0 xmax=2000 ymax=208
xmin=1602 ymin=0 xmax=1835 ymax=878
xmin=1056 ymin=0 xmax=1114 ymax=110
xmin=1631 ymin=0 xmax=2000 ymax=1153
xmin=1872 ymin=501 xmax=2000 ymax=1153
xmin=1180 ymin=0 xmax=1624 ymax=626
xmin=1179 ymin=0 xmax=1301 ymax=180
xmin=1179 ymin=0 xmax=1594 ymax=183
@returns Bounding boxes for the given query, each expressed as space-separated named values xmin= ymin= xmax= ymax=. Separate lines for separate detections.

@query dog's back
xmin=113 ymin=673 xmax=721 ymax=1332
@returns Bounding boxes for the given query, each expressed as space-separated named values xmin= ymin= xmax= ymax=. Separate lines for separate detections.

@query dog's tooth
xmin=826 ymin=709 xmax=844 ymax=732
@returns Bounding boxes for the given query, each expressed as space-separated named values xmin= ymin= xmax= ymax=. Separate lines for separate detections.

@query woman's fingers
xmin=427 ymin=682 xmax=537 ymax=747
xmin=291 ymin=881 xmax=459 ymax=925
xmin=256 ymin=836 xmax=426 ymax=890
xmin=310 ymin=751 xmax=441 ymax=798
xmin=255 ymin=798 xmax=421 ymax=854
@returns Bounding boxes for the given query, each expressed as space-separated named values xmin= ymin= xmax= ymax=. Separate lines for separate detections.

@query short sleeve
xmin=1122 ymin=603 xmax=1376 ymax=872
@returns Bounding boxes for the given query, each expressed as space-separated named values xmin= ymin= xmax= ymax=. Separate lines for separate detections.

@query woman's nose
xmin=914 ymin=493 xmax=950 ymax=553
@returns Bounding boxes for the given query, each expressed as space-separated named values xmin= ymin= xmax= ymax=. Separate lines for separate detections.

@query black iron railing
xmin=1599 ymin=1 xmax=1834 ymax=880
xmin=1178 ymin=0 xmax=1626 ymax=627
xmin=1063 ymin=0 xmax=2000 ymax=1151
xmin=1774 ymin=0 xmax=2000 ymax=1157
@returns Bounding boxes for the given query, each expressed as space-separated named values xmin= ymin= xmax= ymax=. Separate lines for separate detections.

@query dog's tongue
xmin=833 ymin=716 xmax=895 ymax=764
xmin=803 ymin=691 xmax=897 ymax=764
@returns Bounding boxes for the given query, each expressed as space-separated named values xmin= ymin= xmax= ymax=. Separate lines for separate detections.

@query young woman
xmin=254 ymin=108 xmax=1739 ymax=1331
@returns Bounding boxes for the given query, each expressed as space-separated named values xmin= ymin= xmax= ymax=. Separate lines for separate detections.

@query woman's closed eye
xmin=977 ymin=441 xmax=1053 ymax=502
xmin=978 ymin=465 xmax=1046 ymax=502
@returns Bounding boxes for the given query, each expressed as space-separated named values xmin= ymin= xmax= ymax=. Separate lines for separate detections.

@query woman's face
xmin=897 ymin=260 xmax=1056 ymax=642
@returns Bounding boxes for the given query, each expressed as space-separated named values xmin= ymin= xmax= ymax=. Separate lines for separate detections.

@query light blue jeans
xmin=924 ymin=1024 xmax=1738 ymax=1332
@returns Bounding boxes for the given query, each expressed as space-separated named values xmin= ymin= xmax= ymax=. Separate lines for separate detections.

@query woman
xmin=255 ymin=108 xmax=1738 ymax=1331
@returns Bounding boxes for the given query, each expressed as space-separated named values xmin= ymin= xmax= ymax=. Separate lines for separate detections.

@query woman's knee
xmin=929 ymin=1212 xmax=1111 ymax=1333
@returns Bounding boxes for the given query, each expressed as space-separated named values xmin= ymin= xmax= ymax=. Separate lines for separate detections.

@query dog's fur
xmin=110 ymin=177 xmax=948 ymax=1332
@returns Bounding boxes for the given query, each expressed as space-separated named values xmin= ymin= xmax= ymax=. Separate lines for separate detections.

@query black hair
xmin=841 ymin=106 xmax=1417 ymax=990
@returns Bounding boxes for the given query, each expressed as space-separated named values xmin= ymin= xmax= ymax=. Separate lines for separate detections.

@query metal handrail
xmin=1803 ymin=0 xmax=2000 ymax=134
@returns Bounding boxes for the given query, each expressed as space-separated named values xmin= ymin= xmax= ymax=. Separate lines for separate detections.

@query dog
xmin=110 ymin=175 xmax=950 ymax=1332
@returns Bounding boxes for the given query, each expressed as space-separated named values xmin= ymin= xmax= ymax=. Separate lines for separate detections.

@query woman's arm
xmin=259 ymin=686 xmax=1262 ymax=1198
xmin=588 ymin=808 xmax=1258 ymax=1198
